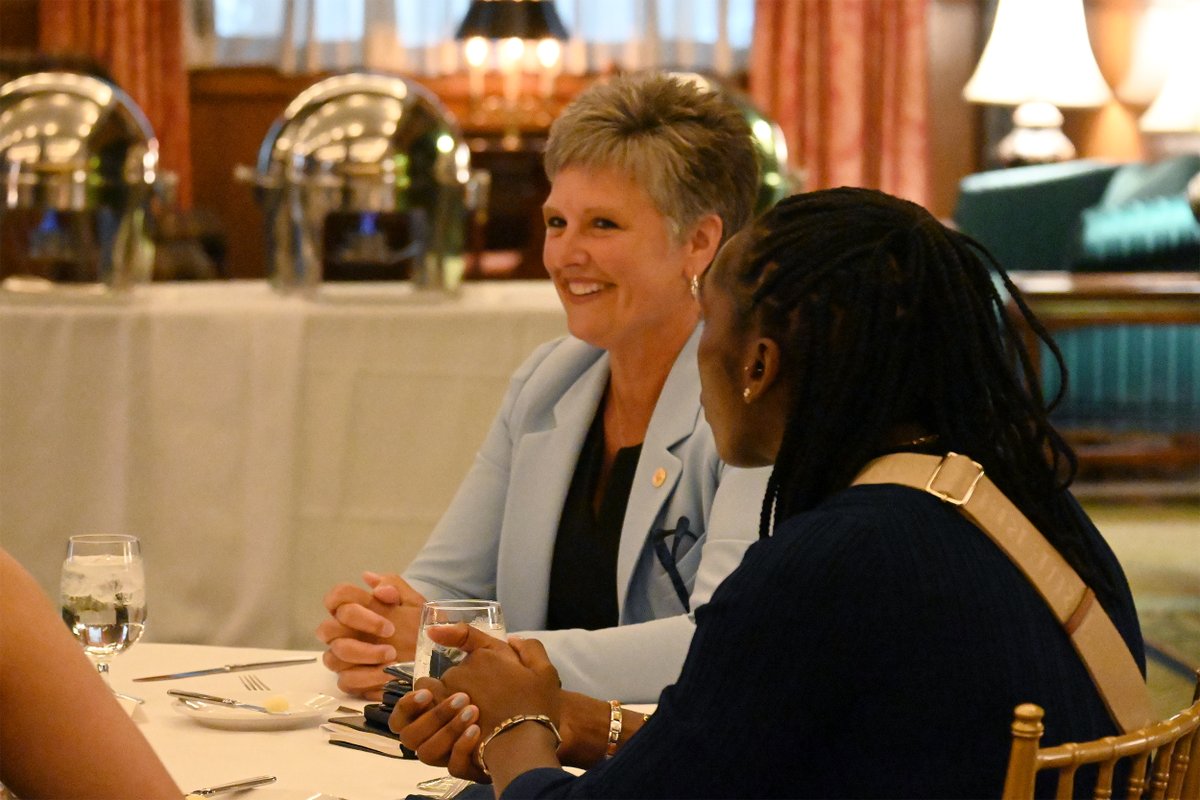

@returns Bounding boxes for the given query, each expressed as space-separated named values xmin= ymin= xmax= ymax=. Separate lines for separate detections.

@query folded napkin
xmin=116 ymin=694 xmax=140 ymax=717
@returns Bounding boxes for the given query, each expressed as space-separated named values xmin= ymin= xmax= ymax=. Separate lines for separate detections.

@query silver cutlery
xmin=239 ymin=673 xmax=270 ymax=691
xmin=188 ymin=775 xmax=277 ymax=796
xmin=414 ymin=776 xmax=474 ymax=799
xmin=134 ymin=657 xmax=316 ymax=682
xmin=167 ymin=689 xmax=285 ymax=715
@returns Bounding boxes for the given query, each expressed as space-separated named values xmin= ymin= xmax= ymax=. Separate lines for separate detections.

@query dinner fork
xmin=239 ymin=673 xmax=270 ymax=691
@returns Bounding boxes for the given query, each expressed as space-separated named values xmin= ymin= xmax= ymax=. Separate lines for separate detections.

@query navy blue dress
xmin=504 ymin=484 xmax=1145 ymax=798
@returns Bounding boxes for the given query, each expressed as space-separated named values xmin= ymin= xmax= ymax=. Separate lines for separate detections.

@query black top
xmin=545 ymin=411 xmax=642 ymax=632
xmin=508 ymin=485 xmax=1144 ymax=798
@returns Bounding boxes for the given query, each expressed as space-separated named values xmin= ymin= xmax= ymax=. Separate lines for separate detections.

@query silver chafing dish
xmin=671 ymin=72 xmax=800 ymax=212
xmin=0 ymin=71 xmax=158 ymax=290
xmin=242 ymin=73 xmax=476 ymax=296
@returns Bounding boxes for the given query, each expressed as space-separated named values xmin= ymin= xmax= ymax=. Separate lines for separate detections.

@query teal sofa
xmin=953 ymin=156 xmax=1200 ymax=443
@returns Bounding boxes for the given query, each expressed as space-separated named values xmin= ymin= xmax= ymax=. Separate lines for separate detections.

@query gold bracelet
xmin=605 ymin=700 xmax=622 ymax=759
xmin=476 ymin=714 xmax=563 ymax=778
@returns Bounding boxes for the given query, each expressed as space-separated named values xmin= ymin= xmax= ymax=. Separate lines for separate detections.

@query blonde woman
xmin=318 ymin=72 xmax=768 ymax=709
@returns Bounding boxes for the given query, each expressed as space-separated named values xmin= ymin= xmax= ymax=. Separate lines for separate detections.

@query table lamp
xmin=1140 ymin=49 xmax=1200 ymax=221
xmin=1116 ymin=0 xmax=1191 ymax=106
xmin=1139 ymin=57 xmax=1200 ymax=139
xmin=963 ymin=0 xmax=1112 ymax=166
xmin=455 ymin=0 xmax=570 ymax=146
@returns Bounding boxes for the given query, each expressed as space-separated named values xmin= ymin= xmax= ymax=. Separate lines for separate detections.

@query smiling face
xmin=542 ymin=166 xmax=717 ymax=356
xmin=697 ymin=229 xmax=787 ymax=468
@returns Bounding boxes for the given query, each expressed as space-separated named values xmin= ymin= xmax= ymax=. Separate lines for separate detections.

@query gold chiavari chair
xmin=1002 ymin=670 xmax=1200 ymax=800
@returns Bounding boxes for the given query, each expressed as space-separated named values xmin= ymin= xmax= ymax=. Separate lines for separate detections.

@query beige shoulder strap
xmin=852 ymin=452 xmax=1152 ymax=733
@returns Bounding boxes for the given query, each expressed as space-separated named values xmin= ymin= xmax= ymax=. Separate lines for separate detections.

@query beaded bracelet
xmin=476 ymin=714 xmax=563 ymax=777
xmin=605 ymin=700 xmax=623 ymax=759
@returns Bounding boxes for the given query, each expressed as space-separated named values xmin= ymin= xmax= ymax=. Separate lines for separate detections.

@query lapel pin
xmin=651 ymin=467 xmax=667 ymax=487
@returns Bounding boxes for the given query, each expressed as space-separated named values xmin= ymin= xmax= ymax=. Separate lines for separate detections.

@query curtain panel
xmin=750 ymin=0 xmax=930 ymax=205
xmin=39 ymin=0 xmax=193 ymax=207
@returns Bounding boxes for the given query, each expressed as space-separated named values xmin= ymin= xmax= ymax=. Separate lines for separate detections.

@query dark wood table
xmin=1008 ymin=271 xmax=1200 ymax=375
xmin=1006 ymin=271 xmax=1200 ymax=475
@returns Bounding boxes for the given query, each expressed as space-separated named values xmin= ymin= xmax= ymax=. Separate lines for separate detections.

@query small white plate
xmin=171 ymin=691 xmax=338 ymax=731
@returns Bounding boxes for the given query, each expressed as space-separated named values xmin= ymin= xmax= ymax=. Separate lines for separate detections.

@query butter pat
xmin=263 ymin=694 xmax=291 ymax=713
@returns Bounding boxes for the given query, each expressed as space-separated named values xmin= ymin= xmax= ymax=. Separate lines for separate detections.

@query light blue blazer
xmin=403 ymin=326 xmax=769 ymax=701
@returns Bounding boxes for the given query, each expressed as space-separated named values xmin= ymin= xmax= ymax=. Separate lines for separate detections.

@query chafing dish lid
xmin=254 ymin=72 xmax=470 ymax=194
xmin=0 ymin=71 xmax=157 ymax=205
xmin=671 ymin=72 xmax=793 ymax=213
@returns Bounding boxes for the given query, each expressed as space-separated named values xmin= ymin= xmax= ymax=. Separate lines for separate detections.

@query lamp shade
xmin=455 ymin=0 xmax=569 ymax=41
xmin=1139 ymin=1 xmax=1200 ymax=133
xmin=1140 ymin=55 xmax=1200 ymax=133
xmin=1117 ymin=0 xmax=1192 ymax=105
xmin=963 ymin=0 xmax=1111 ymax=108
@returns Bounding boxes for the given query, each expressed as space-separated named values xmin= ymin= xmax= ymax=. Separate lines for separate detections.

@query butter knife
xmin=134 ymin=657 xmax=316 ymax=682
xmin=187 ymin=775 xmax=277 ymax=796
xmin=168 ymin=689 xmax=284 ymax=714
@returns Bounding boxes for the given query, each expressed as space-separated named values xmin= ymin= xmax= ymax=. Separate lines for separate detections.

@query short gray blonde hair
xmin=544 ymin=72 xmax=759 ymax=245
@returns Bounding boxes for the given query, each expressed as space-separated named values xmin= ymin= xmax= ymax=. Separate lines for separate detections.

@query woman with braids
xmin=389 ymin=187 xmax=1145 ymax=799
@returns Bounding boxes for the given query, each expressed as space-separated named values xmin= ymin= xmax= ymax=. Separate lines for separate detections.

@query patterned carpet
xmin=1137 ymin=590 xmax=1200 ymax=718
xmin=1083 ymin=500 xmax=1200 ymax=720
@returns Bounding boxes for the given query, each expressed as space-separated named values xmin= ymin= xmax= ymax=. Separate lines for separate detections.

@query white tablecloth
xmin=111 ymin=642 xmax=447 ymax=799
xmin=0 ymin=281 xmax=565 ymax=648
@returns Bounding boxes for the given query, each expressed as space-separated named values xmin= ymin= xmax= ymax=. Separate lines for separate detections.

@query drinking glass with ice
xmin=413 ymin=599 xmax=505 ymax=682
xmin=60 ymin=534 xmax=146 ymax=683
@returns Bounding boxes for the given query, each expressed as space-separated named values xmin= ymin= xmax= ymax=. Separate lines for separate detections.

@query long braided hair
xmin=723 ymin=187 xmax=1117 ymax=603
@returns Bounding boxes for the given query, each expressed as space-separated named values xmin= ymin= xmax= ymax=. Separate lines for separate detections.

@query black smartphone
xmin=383 ymin=661 xmax=414 ymax=681
xmin=382 ymin=683 xmax=408 ymax=709
xmin=363 ymin=702 xmax=396 ymax=730
xmin=326 ymin=714 xmax=417 ymax=759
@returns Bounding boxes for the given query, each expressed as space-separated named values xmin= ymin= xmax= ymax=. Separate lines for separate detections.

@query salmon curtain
xmin=750 ymin=0 xmax=930 ymax=206
xmin=39 ymin=0 xmax=192 ymax=207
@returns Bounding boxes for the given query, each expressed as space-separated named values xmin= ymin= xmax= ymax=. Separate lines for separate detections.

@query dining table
xmin=114 ymin=641 xmax=629 ymax=799
xmin=112 ymin=642 xmax=458 ymax=800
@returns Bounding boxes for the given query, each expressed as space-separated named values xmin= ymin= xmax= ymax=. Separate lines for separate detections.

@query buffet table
xmin=0 ymin=281 xmax=565 ymax=649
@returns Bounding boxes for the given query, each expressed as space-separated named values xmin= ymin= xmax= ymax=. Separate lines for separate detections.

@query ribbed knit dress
xmin=504 ymin=483 xmax=1145 ymax=799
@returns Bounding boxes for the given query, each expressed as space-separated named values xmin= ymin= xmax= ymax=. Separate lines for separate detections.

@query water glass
xmin=413 ymin=599 xmax=505 ymax=682
xmin=60 ymin=534 xmax=146 ymax=682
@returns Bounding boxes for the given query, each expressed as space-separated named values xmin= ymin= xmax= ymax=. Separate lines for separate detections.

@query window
xmin=195 ymin=0 xmax=755 ymax=76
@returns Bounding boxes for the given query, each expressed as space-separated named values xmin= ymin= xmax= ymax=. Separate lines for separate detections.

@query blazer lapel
xmin=498 ymin=353 xmax=609 ymax=630
xmin=614 ymin=326 xmax=702 ymax=612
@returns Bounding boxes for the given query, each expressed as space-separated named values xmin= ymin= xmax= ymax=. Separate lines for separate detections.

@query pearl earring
xmin=689 ymin=274 xmax=700 ymax=299
xmin=743 ymin=387 xmax=752 ymax=402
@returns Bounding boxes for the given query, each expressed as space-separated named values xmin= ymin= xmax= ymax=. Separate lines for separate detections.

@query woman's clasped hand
xmin=392 ymin=626 xmax=563 ymax=784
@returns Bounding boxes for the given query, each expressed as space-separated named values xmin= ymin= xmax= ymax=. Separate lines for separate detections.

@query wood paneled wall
xmin=189 ymin=69 xmax=307 ymax=279
xmin=1067 ymin=0 xmax=1146 ymax=163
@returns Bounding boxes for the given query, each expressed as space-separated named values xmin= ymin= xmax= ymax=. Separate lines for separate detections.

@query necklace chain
xmin=896 ymin=433 xmax=939 ymax=448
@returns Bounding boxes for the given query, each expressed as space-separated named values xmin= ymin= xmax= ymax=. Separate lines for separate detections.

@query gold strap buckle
xmin=924 ymin=452 xmax=985 ymax=506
